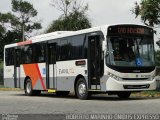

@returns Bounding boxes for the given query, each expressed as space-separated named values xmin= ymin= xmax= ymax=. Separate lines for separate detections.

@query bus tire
xmin=76 ymin=78 xmax=90 ymax=100
xmin=25 ymin=78 xmax=33 ymax=96
xmin=117 ymin=92 xmax=131 ymax=99
xmin=25 ymin=79 xmax=41 ymax=96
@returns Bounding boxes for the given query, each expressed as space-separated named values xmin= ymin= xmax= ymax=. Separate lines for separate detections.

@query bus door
xmin=46 ymin=43 xmax=56 ymax=89
xmin=88 ymin=35 xmax=102 ymax=90
xmin=14 ymin=49 xmax=20 ymax=88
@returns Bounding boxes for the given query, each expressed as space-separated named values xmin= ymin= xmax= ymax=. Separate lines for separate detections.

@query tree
xmin=51 ymin=0 xmax=72 ymax=17
xmin=0 ymin=0 xmax=41 ymax=41
xmin=46 ymin=10 xmax=91 ymax=32
xmin=51 ymin=0 xmax=88 ymax=17
xmin=133 ymin=0 xmax=160 ymax=27
xmin=0 ymin=0 xmax=42 ymax=60
xmin=46 ymin=0 xmax=91 ymax=32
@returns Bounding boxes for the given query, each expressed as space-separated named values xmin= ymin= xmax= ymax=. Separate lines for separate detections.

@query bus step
xmin=48 ymin=89 xmax=56 ymax=93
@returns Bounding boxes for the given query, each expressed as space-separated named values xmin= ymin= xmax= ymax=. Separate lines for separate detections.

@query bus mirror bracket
xmin=102 ymin=41 xmax=107 ymax=56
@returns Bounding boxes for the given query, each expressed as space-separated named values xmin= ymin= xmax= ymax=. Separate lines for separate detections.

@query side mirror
xmin=106 ymin=51 xmax=109 ymax=56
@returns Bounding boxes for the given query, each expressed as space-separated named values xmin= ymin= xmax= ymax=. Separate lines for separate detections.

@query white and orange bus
xmin=4 ymin=24 xmax=156 ymax=99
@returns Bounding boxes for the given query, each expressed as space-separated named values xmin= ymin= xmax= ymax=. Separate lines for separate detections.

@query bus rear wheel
xmin=76 ymin=78 xmax=90 ymax=100
xmin=117 ymin=92 xmax=131 ymax=99
xmin=25 ymin=78 xmax=41 ymax=96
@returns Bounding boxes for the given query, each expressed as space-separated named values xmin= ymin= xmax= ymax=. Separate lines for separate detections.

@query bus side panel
xmin=21 ymin=63 xmax=47 ymax=90
xmin=19 ymin=65 xmax=25 ymax=89
xmin=56 ymin=60 xmax=87 ymax=92
xmin=34 ymin=63 xmax=46 ymax=90
xmin=100 ymin=75 xmax=109 ymax=91
xmin=4 ymin=66 xmax=15 ymax=88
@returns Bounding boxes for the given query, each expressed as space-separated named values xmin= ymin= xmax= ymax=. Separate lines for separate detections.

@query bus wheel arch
xmin=24 ymin=76 xmax=30 ymax=89
xmin=24 ymin=76 xmax=33 ymax=96
xmin=74 ymin=75 xmax=90 ymax=100
xmin=24 ymin=76 xmax=41 ymax=96
xmin=74 ymin=75 xmax=85 ymax=94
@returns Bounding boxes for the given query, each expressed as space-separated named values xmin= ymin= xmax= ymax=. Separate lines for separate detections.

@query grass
xmin=131 ymin=90 xmax=160 ymax=97
xmin=0 ymin=85 xmax=21 ymax=91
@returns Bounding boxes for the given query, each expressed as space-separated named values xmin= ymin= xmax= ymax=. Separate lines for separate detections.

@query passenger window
xmin=5 ymin=48 xmax=14 ymax=66
xmin=71 ymin=35 xmax=85 ymax=59
xmin=35 ymin=43 xmax=46 ymax=63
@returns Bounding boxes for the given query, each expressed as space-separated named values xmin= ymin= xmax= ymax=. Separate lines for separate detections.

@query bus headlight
xmin=107 ymin=72 xmax=121 ymax=81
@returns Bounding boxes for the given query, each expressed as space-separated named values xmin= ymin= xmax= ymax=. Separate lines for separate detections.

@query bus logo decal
xmin=59 ymin=68 xmax=75 ymax=74
xmin=42 ymin=68 xmax=46 ymax=75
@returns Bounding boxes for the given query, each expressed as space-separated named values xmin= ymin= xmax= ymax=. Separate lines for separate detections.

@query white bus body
xmin=4 ymin=24 xmax=156 ymax=99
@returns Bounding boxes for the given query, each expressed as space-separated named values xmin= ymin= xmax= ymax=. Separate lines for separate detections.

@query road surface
xmin=0 ymin=91 xmax=159 ymax=114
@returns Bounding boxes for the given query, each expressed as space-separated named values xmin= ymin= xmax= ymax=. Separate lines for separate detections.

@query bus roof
xmin=4 ymin=25 xmax=104 ymax=48
xmin=4 ymin=23 xmax=149 ymax=48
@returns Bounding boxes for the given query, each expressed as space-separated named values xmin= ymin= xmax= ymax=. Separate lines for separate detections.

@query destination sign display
xmin=108 ymin=25 xmax=153 ymax=36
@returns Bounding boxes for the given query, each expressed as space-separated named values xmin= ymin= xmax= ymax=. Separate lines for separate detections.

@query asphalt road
xmin=0 ymin=91 xmax=160 ymax=114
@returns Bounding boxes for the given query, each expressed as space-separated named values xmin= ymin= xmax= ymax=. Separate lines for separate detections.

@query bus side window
xmin=5 ymin=48 xmax=14 ymax=66
xmin=34 ymin=43 xmax=46 ymax=63
xmin=83 ymin=35 xmax=88 ymax=59
xmin=56 ymin=41 xmax=61 ymax=61
xmin=5 ymin=49 xmax=10 ymax=66
xmin=57 ymin=38 xmax=70 ymax=61
xmin=71 ymin=35 xmax=85 ymax=60
xmin=22 ymin=45 xmax=33 ymax=64
xmin=61 ymin=39 xmax=68 ymax=60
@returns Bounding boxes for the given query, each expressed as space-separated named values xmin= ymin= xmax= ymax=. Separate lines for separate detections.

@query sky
xmin=0 ymin=0 xmax=142 ymax=32
xmin=0 ymin=0 xmax=160 ymax=48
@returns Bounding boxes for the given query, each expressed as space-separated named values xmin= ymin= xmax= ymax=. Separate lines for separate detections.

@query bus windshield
xmin=106 ymin=36 xmax=155 ymax=67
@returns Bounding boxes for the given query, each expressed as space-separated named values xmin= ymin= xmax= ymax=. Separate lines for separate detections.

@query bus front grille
xmin=123 ymin=84 xmax=150 ymax=89
xmin=122 ymin=78 xmax=148 ymax=80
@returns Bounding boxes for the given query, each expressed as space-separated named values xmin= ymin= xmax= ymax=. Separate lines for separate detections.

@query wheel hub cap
xmin=78 ymin=83 xmax=86 ymax=96
xmin=26 ymin=82 xmax=31 ymax=93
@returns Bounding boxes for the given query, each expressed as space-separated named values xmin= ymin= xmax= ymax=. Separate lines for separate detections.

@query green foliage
xmin=46 ymin=11 xmax=91 ymax=32
xmin=0 ymin=0 xmax=41 ymax=40
xmin=133 ymin=0 xmax=160 ymax=27
xmin=0 ymin=0 xmax=41 ymax=60
xmin=47 ymin=0 xmax=91 ymax=32
xmin=0 ymin=31 xmax=21 ymax=60
xmin=12 ymin=0 xmax=37 ymax=17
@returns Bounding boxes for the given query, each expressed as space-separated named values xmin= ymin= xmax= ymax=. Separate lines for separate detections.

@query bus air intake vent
xmin=122 ymin=78 xmax=148 ymax=80
xmin=123 ymin=84 xmax=150 ymax=89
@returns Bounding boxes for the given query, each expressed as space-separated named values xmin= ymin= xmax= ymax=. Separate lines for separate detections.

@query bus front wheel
xmin=76 ymin=78 xmax=90 ymax=100
xmin=117 ymin=92 xmax=131 ymax=99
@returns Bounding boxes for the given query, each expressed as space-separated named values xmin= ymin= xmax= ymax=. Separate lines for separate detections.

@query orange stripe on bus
xmin=17 ymin=40 xmax=32 ymax=46
xmin=35 ymin=64 xmax=46 ymax=90
xmin=23 ymin=64 xmax=46 ymax=90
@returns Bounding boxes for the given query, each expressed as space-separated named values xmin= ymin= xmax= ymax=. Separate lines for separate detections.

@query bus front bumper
xmin=101 ymin=77 xmax=156 ymax=91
